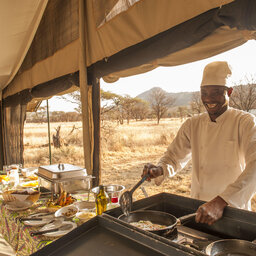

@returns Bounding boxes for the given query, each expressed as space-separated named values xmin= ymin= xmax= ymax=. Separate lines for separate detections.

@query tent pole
xmin=0 ymin=99 xmax=4 ymax=170
xmin=79 ymin=0 xmax=92 ymax=174
xmin=46 ymin=100 xmax=52 ymax=164
xmin=92 ymin=76 xmax=100 ymax=187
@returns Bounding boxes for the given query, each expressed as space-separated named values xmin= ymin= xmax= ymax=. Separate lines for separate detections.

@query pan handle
xmin=178 ymin=213 xmax=197 ymax=225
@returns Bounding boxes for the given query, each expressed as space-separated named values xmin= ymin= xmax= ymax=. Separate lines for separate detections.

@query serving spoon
xmin=119 ymin=174 xmax=150 ymax=216
xmin=30 ymin=223 xmax=72 ymax=236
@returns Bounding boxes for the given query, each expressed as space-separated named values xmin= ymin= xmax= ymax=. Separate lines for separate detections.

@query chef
xmin=143 ymin=61 xmax=256 ymax=225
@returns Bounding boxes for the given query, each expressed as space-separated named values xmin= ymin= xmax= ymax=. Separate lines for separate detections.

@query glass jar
xmin=95 ymin=185 xmax=109 ymax=215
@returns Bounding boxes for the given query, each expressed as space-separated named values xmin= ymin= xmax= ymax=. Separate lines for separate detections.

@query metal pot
xmin=118 ymin=210 xmax=196 ymax=237
xmin=205 ymin=239 xmax=256 ymax=256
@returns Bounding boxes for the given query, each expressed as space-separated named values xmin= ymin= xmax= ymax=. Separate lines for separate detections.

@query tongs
xmin=120 ymin=173 xmax=150 ymax=216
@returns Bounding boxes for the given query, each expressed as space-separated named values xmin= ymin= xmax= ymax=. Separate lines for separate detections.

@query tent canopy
xmin=1 ymin=0 xmax=256 ymax=100
xmin=0 ymin=0 xmax=256 ymax=180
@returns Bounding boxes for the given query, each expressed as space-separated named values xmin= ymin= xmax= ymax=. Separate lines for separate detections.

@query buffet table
xmin=0 ymin=164 xmax=96 ymax=255
xmin=0 ymin=199 xmax=57 ymax=255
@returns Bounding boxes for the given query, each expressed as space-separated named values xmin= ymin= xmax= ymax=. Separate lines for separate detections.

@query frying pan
xmin=118 ymin=210 xmax=196 ymax=237
xmin=205 ymin=239 xmax=256 ymax=256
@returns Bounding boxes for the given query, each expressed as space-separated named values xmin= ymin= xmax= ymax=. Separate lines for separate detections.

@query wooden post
xmin=79 ymin=0 xmax=92 ymax=174
xmin=92 ymin=76 xmax=100 ymax=187
xmin=46 ymin=100 xmax=52 ymax=164
xmin=0 ymin=100 xmax=4 ymax=169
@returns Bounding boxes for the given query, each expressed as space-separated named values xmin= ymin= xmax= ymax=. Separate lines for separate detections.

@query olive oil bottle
xmin=95 ymin=185 xmax=109 ymax=215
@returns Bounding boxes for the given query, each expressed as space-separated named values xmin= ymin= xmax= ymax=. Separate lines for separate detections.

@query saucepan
xmin=205 ymin=239 xmax=256 ymax=256
xmin=118 ymin=210 xmax=196 ymax=237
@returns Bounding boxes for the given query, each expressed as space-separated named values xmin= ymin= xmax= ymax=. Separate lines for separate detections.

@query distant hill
xmin=136 ymin=87 xmax=198 ymax=107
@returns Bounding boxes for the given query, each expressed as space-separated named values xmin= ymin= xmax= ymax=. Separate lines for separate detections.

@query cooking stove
xmin=171 ymin=225 xmax=220 ymax=253
xmin=34 ymin=192 xmax=256 ymax=256
xmin=106 ymin=192 xmax=256 ymax=255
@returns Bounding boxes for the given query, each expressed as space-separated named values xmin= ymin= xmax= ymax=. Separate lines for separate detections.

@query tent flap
xmin=3 ymin=72 xmax=79 ymax=108
xmin=91 ymin=0 xmax=256 ymax=80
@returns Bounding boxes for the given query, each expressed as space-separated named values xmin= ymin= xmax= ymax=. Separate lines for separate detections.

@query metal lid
xmin=38 ymin=163 xmax=87 ymax=180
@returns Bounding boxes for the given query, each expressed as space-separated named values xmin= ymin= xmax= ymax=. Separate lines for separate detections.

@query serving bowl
xmin=3 ymin=189 xmax=40 ymax=203
xmin=73 ymin=201 xmax=95 ymax=211
xmin=55 ymin=204 xmax=78 ymax=219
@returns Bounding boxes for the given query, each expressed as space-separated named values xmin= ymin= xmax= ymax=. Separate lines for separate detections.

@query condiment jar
xmin=107 ymin=197 xmax=120 ymax=210
xmin=95 ymin=185 xmax=109 ymax=215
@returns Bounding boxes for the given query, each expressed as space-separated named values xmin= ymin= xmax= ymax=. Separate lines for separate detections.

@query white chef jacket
xmin=156 ymin=107 xmax=256 ymax=210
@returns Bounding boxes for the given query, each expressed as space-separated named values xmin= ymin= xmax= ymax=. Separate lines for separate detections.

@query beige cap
xmin=201 ymin=61 xmax=231 ymax=87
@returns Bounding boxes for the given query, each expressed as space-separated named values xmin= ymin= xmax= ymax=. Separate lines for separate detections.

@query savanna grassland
xmin=23 ymin=118 xmax=256 ymax=211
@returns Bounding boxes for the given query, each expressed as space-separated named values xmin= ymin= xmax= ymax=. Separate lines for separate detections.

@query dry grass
xmin=23 ymin=118 xmax=256 ymax=211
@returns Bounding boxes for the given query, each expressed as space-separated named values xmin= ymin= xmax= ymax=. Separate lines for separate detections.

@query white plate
xmin=23 ymin=213 xmax=53 ymax=226
xmin=5 ymin=200 xmax=33 ymax=211
xmin=55 ymin=205 xmax=78 ymax=219
xmin=39 ymin=221 xmax=76 ymax=237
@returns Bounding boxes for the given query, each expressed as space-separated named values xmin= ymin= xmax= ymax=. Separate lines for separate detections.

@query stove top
xmin=171 ymin=225 xmax=221 ymax=253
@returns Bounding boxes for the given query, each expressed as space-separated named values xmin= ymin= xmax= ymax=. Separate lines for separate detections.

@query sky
xmin=46 ymin=40 xmax=256 ymax=112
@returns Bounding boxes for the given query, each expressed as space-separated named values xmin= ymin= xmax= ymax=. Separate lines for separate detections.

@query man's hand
xmin=142 ymin=163 xmax=163 ymax=182
xmin=195 ymin=196 xmax=228 ymax=225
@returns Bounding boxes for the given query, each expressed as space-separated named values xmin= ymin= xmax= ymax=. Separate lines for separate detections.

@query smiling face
xmin=201 ymin=85 xmax=229 ymax=121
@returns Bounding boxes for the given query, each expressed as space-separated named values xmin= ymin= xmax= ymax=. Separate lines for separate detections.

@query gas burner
xmin=178 ymin=238 xmax=201 ymax=251
xmin=165 ymin=225 xmax=221 ymax=253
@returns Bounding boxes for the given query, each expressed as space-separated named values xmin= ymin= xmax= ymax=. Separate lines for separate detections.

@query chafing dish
xmin=38 ymin=163 xmax=86 ymax=179
xmin=37 ymin=163 xmax=94 ymax=195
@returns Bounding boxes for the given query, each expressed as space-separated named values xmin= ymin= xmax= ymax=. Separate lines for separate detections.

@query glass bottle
xmin=95 ymin=185 xmax=109 ymax=215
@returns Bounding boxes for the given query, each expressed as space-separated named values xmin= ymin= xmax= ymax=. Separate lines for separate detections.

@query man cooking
xmin=142 ymin=61 xmax=256 ymax=226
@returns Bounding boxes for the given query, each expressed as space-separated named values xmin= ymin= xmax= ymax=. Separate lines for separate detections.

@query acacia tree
xmin=59 ymin=89 xmax=122 ymax=120
xmin=177 ymin=106 xmax=188 ymax=121
xmin=190 ymin=91 xmax=205 ymax=114
xmin=100 ymin=90 xmax=121 ymax=122
xmin=59 ymin=90 xmax=82 ymax=114
xmin=229 ymin=74 xmax=256 ymax=112
xmin=150 ymin=88 xmax=175 ymax=124
xmin=131 ymin=98 xmax=149 ymax=121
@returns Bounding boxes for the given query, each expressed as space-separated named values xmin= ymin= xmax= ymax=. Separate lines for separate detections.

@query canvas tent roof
xmin=0 ymin=0 xmax=256 ymax=183
xmin=1 ymin=0 xmax=256 ymax=98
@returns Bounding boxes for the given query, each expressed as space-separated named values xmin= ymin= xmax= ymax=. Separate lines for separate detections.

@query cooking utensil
xmin=20 ymin=216 xmax=64 ymax=222
xmin=118 ymin=210 xmax=196 ymax=237
xmin=119 ymin=174 xmax=150 ymax=216
xmin=140 ymin=186 xmax=148 ymax=198
xmin=205 ymin=239 xmax=256 ymax=256
xmin=30 ymin=212 xmax=55 ymax=217
xmin=16 ymin=212 xmax=55 ymax=223
xmin=40 ymin=218 xmax=64 ymax=229
xmin=30 ymin=223 xmax=73 ymax=236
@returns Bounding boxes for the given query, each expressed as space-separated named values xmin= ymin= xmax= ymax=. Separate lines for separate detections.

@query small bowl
xmin=76 ymin=210 xmax=96 ymax=221
xmin=91 ymin=185 xmax=125 ymax=202
xmin=55 ymin=205 xmax=78 ymax=219
xmin=74 ymin=201 xmax=95 ymax=211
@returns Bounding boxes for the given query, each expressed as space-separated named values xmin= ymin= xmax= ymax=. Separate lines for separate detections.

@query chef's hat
xmin=201 ymin=61 xmax=232 ymax=87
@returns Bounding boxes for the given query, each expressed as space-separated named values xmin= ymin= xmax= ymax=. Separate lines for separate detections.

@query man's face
xmin=200 ymin=85 xmax=229 ymax=120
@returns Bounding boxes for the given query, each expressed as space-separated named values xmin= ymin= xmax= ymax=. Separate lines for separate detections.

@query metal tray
xmin=31 ymin=215 xmax=196 ymax=256
xmin=38 ymin=164 xmax=86 ymax=180
xmin=37 ymin=175 xmax=94 ymax=194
